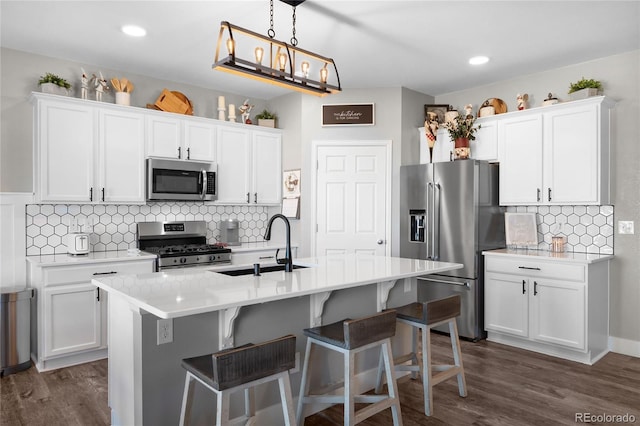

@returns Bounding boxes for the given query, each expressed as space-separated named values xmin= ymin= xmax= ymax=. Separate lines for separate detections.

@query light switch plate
xmin=618 ymin=221 xmax=634 ymax=235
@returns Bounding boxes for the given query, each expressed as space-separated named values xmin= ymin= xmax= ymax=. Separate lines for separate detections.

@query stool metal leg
xmin=296 ymin=338 xmax=313 ymax=425
xmin=449 ymin=320 xmax=467 ymax=397
xmin=215 ymin=390 xmax=231 ymax=426
xmin=244 ymin=387 xmax=256 ymax=419
xmin=421 ymin=325 xmax=433 ymax=416
xmin=344 ymin=350 xmax=356 ymax=426
xmin=382 ymin=339 xmax=404 ymax=426
xmin=374 ymin=349 xmax=385 ymax=394
xmin=277 ymin=372 xmax=296 ymax=426
xmin=179 ymin=372 xmax=196 ymax=426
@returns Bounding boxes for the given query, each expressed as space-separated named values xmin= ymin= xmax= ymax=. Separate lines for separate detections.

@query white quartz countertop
xmin=26 ymin=250 xmax=157 ymax=267
xmin=483 ymin=248 xmax=613 ymax=264
xmin=92 ymin=254 xmax=463 ymax=319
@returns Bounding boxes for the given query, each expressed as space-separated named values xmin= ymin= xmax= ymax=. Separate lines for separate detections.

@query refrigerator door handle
xmin=426 ymin=182 xmax=434 ymax=259
xmin=434 ymin=182 xmax=441 ymax=260
xmin=417 ymin=276 xmax=470 ymax=288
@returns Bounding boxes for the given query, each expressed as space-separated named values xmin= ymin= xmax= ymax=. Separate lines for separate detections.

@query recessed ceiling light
xmin=469 ymin=56 xmax=489 ymax=65
xmin=121 ymin=25 xmax=146 ymax=37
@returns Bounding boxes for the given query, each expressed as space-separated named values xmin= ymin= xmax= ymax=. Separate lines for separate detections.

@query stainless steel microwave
xmin=146 ymin=158 xmax=217 ymax=201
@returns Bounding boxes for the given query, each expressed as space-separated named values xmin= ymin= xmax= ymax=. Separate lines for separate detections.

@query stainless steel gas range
xmin=136 ymin=221 xmax=231 ymax=271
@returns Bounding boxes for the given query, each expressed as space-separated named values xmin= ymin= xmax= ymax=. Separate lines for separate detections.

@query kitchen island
xmin=93 ymin=254 xmax=462 ymax=425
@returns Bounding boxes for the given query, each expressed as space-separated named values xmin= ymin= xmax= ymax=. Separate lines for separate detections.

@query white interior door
xmin=314 ymin=141 xmax=390 ymax=256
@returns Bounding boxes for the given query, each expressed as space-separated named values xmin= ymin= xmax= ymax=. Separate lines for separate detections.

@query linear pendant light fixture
xmin=213 ymin=0 xmax=341 ymax=96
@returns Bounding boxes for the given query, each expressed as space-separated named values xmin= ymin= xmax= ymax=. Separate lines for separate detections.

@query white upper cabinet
xmin=35 ymin=98 xmax=95 ymax=203
xmin=146 ymin=114 xmax=217 ymax=162
xmin=32 ymin=93 xmax=145 ymax=204
xmin=499 ymin=112 xmax=544 ymax=205
xmin=498 ymin=96 xmax=613 ymax=206
xmin=98 ymin=109 xmax=145 ymax=203
xmin=216 ymin=127 xmax=282 ymax=205
xmin=471 ymin=118 xmax=498 ymax=162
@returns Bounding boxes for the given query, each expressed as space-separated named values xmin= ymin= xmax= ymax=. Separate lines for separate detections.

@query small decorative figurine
xmin=464 ymin=104 xmax=473 ymax=118
xmin=517 ymin=93 xmax=529 ymax=110
xmin=80 ymin=68 xmax=89 ymax=100
xmin=239 ymin=99 xmax=254 ymax=124
xmin=424 ymin=111 xmax=439 ymax=163
xmin=92 ymin=71 xmax=109 ymax=102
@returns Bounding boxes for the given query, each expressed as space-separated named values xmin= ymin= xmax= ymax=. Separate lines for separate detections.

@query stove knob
xmin=180 ymin=257 xmax=187 ymax=264
xmin=209 ymin=255 xmax=215 ymax=262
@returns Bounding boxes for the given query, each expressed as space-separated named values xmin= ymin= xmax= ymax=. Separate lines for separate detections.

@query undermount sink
xmin=216 ymin=264 xmax=308 ymax=276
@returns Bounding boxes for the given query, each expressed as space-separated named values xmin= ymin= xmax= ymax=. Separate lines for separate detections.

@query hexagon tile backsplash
xmin=26 ymin=202 xmax=271 ymax=256
xmin=506 ymin=205 xmax=614 ymax=254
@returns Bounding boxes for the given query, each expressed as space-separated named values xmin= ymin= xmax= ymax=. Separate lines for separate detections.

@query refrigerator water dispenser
xmin=409 ymin=209 xmax=426 ymax=242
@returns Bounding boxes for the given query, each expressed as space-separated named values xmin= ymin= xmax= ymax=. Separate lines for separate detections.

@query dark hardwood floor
xmin=2 ymin=333 xmax=639 ymax=425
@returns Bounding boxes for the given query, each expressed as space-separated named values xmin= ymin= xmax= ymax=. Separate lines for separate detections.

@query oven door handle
xmin=201 ymin=169 xmax=207 ymax=200
xmin=417 ymin=276 xmax=470 ymax=288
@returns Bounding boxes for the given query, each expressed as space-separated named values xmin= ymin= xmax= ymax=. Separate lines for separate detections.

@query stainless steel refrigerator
xmin=400 ymin=160 xmax=505 ymax=340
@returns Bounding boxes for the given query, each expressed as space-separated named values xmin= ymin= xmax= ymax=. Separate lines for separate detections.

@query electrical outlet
xmin=157 ymin=318 xmax=173 ymax=345
xmin=618 ymin=221 xmax=635 ymax=235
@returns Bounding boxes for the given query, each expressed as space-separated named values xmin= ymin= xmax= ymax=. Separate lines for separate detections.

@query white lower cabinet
xmin=484 ymin=251 xmax=609 ymax=365
xmin=28 ymin=256 xmax=154 ymax=371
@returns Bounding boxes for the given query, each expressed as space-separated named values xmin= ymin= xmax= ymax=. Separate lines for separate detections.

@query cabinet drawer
xmin=43 ymin=260 xmax=154 ymax=286
xmin=485 ymin=256 xmax=585 ymax=282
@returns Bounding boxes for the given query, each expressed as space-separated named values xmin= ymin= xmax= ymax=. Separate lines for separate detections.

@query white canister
xmin=115 ymin=92 xmax=131 ymax=106
xmin=478 ymin=106 xmax=495 ymax=117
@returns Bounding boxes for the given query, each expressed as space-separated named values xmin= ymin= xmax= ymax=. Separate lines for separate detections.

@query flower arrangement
xmin=38 ymin=72 xmax=71 ymax=89
xmin=444 ymin=114 xmax=481 ymax=141
xmin=568 ymin=77 xmax=601 ymax=94
xmin=255 ymin=109 xmax=277 ymax=120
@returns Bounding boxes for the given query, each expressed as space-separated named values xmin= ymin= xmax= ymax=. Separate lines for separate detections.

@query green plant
xmin=255 ymin=109 xmax=277 ymax=120
xmin=568 ymin=77 xmax=601 ymax=94
xmin=38 ymin=72 xmax=71 ymax=89
xmin=444 ymin=114 xmax=481 ymax=141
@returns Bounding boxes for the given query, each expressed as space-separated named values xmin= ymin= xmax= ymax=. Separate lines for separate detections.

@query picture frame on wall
xmin=424 ymin=104 xmax=451 ymax=124
xmin=505 ymin=212 xmax=538 ymax=247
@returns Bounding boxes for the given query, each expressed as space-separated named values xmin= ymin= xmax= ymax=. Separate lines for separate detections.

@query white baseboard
xmin=609 ymin=336 xmax=640 ymax=358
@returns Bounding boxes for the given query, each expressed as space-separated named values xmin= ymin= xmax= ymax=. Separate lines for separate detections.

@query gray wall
xmin=435 ymin=50 xmax=640 ymax=343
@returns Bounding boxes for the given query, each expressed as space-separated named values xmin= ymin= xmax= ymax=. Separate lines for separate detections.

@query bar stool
xmin=375 ymin=295 xmax=467 ymax=416
xmin=179 ymin=334 xmax=296 ymax=426
xmin=296 ymin=310 xmax=403 ymax=426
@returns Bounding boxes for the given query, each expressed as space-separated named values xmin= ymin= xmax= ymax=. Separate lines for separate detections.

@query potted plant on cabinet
xmin=38 ymin=72 xmax=71 ymax=96
xmin=444 ymin=114 xmax=480 ymax=160
xmin=255 ymin=109 xmax=277 ymax=128
xmin=568 ymin=77 xmax=602 ymax=100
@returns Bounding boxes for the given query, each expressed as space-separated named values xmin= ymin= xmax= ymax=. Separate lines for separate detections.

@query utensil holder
xmin=115 ymin=92 xmax=130 ymax=106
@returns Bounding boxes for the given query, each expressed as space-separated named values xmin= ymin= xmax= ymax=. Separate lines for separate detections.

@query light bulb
xmin=278 ymin=53 xmax=287 ymax=72
xmin=301 ymin=61 xmax=310 ymax=78
xmin=320 ymin=65 xmax=328 ymax=84
xmin=254 ymin=47 xmax=264 ymax=65
xmin=226 ymin=38 xmax=235 ymax=55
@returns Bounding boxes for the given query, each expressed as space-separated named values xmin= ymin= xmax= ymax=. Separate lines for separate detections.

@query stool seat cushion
xmin=304 ymin=310 xmax=396 ymax=350
xmin=182 ymin=335 xmax=295 ymax=391
xmin=395 ymin=295 xmax=461 ymax=325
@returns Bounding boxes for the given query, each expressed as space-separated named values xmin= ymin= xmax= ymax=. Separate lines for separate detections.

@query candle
xmin=228 ymin=104 xmax=235 ymax=116
xmin=218 ymin=96 xmax=225 ymax=109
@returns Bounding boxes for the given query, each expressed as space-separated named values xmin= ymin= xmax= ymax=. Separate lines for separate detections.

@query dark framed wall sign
xmin=322 ymin=103 xmax=375 ymax=126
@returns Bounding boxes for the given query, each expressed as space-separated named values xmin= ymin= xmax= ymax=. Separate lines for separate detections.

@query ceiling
xmin=1 ymin=1 xmax=639 ymax=100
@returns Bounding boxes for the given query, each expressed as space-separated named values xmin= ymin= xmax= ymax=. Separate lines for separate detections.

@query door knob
xmin=377 ymin=239 xmax=384 ymax=245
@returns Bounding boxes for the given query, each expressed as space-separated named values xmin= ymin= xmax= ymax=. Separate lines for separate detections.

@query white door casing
xmin=312 ymin=141 xmax=391 ymax=257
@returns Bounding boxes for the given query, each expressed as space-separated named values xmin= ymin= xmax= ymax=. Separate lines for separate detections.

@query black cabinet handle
xmin=522 ymin=279 xmax=526 ymax=294
xmin=548 ymin=188 xmax=552 ymax=202
xmin=254 ymin=193 xmax=257 ymax=203
xmin=246 ymin=192 xmax=250 ymax=203
xmin=89 ymin=187 xmax=93 ymax=202
xmin=518 ymin=266 xmax=541 ymax=271
xmin=101 ymin=187 xmax=105 ymax=202
xmin=186 ymin=147 xmax=190 ymax=160
xmin=537 ymin=188 xmax=541 ymax=202
xmin=96 ymin=288 xmax=100 ymax=301
xmin=93 ymin=271 xmax=118 ymax=276
xmin=534 ymin=281 xmax=538 ymax=296
xmin=178 ymin=146 xmax=182 ymax=159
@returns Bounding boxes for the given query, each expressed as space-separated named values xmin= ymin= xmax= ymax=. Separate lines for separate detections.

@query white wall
xmin=0 ymin=193 xmax=32 ymax=288
xmin=436 ymin=50 xmax=640 ymax=348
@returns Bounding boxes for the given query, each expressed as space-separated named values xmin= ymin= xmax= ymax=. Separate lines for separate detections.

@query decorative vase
xmin=454 ymin=137 xmax=470 ymax=160
xmin=40 ymin=82 xmax=69 ymax=96
xmin=258 ymin=118 xmax=276 ymax=128
xmin=569 ymin=88 xmax=600 ymax=101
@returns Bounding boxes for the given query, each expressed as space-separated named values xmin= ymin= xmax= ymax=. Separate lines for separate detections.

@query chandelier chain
xmin=268 ymin=0 xmax=275 ymax=38
xmin=291 ymin=6 xmax=298 ymax=46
